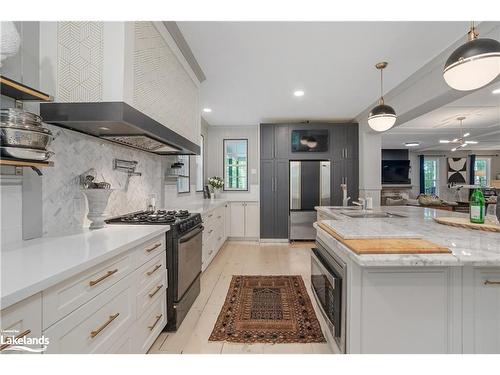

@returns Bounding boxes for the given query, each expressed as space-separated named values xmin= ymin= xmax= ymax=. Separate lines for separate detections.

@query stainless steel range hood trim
xmin=40 ymin=102 xmax=200 ymax=155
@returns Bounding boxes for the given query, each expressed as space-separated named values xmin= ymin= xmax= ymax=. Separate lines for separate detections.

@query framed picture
xmin=447 ymin=157 xmax=467 ymax=184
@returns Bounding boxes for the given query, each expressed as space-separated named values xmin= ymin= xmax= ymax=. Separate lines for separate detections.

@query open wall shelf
xmin=0 ymin=76 xmax=53 ymax=102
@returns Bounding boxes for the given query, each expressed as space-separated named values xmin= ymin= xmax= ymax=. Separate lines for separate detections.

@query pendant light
xmin=368 ymin=62 xmax=397 ymax=132
xmin=443 ymin=22 xmax=500 ymax=91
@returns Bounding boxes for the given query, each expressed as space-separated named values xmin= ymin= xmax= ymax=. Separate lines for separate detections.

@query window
xmin=423 ymin=157 xmax=439 ymax=196
xmin=196 ymin=135 xmax=204 ymax=192
xmin=474 ymin=158 xmax=491 ymax=187
xmin=176 ymin=155 xmax=190 ymax=193
xmin=223 ymin=139 xmax=248 ymax=191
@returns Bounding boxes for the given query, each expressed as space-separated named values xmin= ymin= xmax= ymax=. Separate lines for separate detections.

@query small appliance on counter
xmin=106 ymin=209 xmax=203 ymax=331
xmin=0 ymin=108 xmax=54 ymax=161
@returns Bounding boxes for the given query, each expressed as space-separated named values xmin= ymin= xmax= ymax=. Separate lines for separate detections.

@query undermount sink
xmin=341 ymin=212 xmax=406 ymax=219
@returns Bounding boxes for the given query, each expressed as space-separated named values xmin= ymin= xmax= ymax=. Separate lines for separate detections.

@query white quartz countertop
xmin=163 ymin=198 xmax=258 ymax=216
xmin=315 ymin=206 xmax=500 ymax=267
xmin=1 ymin=225 xmax=169 ymax=309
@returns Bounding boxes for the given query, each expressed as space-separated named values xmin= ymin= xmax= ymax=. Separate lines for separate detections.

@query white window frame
xmin=223 ymin=139 xmax=248 ymax=191
xmin=424 ymin=157 xmax=439 ymax=196
xmin=196 ymin=134 xmax=204 ymax=192
xmin=474 ymin=157 xmax=491 ymax=187
xmin=176 ymin=155 xmax=190 ymax=194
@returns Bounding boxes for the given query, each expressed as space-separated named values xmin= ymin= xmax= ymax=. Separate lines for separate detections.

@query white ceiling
xmin=178 ymin=21 xmax=469 ymax=126
xmin=382 ymin=82 xmax=500 ymax=151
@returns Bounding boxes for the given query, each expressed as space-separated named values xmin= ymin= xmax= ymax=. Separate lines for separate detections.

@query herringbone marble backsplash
xmin=42 ymin=125 xmax=165 ymax=236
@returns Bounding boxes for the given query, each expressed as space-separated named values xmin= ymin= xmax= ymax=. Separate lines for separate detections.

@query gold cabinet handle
xmin=90 ymin=313 xmax=119 ymax=338
xmin=148 ymin=284 xmax=163 ymax=298
xmin=0 ymin=329 xmax=31 ymax=351
xmin=146 ymin=243 xmax=162 ymax=253
xmin=146 ymin=264 xmax=162 ymax=276
xmin=148 ymin=314 xmax=163 ymax=331
xmin=484 ymin=280 xmax=500 ymax=285
xmin=89 ymin=269 xmax=118 ymax=287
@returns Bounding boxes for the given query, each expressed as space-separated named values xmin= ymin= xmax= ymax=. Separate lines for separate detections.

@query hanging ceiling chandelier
xmin=439 ymin=116 xmax=478 ymax=151
xmin=368 ymin=62 xmax=397 ymax=132
xmin=443 ymin=22 xmax=500 ymax=91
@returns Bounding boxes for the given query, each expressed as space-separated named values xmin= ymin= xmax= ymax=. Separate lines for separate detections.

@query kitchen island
xmin=313 ymin=206 xmax=500 ymax=354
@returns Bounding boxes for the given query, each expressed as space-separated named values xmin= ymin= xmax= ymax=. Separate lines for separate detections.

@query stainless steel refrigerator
xmin=289 ymin=160 xmax=331 ymax=240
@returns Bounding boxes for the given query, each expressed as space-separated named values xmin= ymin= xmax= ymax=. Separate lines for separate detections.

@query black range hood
xmin=40 ymin=102 xmax=200 ymax=155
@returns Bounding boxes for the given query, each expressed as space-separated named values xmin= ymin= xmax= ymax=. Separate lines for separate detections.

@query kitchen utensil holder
xmin=82 ymin=189 xmax=115 ymax=230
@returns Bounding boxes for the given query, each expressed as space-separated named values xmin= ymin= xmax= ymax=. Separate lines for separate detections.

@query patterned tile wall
xmin=57 ymin=22 xmax=103 ymax=102
xmin=42 ymin=125 xmax=165 ymax=236
xmin=132 ymin=21 xmax=199 ymax=145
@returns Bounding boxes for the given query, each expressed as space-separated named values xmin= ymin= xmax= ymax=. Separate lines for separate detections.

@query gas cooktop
xmin=105 ymin=209 xmax=192 ymax=225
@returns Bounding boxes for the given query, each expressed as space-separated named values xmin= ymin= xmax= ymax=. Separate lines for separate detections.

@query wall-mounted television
xmin=291 ymin=129 xmax=329 ymax=152
xmin=381 ymin=160 xmax=411 ymax=184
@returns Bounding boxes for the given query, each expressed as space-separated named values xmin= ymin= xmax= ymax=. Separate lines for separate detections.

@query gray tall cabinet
xmin=260 ymin=122 xmax=359 ymax=239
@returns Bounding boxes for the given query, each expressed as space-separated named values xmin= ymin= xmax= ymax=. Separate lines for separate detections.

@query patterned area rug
xmin=209 ymin=275 xmax=326 ymax=344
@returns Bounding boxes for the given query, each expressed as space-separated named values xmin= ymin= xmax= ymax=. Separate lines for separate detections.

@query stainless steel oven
xmin=311 ymin=239 xmax=347 ymax=353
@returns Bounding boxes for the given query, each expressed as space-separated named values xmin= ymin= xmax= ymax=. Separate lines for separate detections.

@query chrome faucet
xmin=341 ymin=183 xmax=350 ymax=207
xmin=352 ymin=198 xmax=367 ymax=210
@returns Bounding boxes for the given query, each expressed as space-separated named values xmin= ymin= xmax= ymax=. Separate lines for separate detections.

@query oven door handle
xmin=311 ymin=248 xmax=337 ymax=288
xmin=179 ymin=226 xmax=204 ymax=243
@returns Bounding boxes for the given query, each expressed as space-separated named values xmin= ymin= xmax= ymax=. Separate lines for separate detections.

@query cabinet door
xmin=274 ymin=125 xmax=289 ymax=159
xmin=473 ymin=269 xmax=500 ymax=353
xmin=229 ymin=203 xmax=246 ymax=237
xmin=260 ymin=160 xmax=275 ymax=238
xmin=0 ymin=294 xmax=42 ymax=354
xmin=245 ymin=202 xmax=260 ymax=238
xmin=345 ymin=124 xmax=359 ymax=160
xmin=331 ymin=160 xmax=345 ymax=206
xmin=332 ymin=125 xmax=346 ymax=161
xmin=224 ymin=203 xmax=231 ymax=240
xmin=345 ymin=158 xmax=359 ymax=203
xmin=260 ymin=124 xmax=275 ymax=159
xmin=275 ymin=159 xmax=289 ymax=239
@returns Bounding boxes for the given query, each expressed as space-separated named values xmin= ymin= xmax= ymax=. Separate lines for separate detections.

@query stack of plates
xmin=0 ymin=108 xmax=55 ymax=161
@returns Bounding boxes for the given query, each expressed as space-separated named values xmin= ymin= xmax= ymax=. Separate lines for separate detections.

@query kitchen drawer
xmin=0 ymin=294 xmax=42 ymax=354
xmin=135 ymin=234 xmax=166 ymax=269
xmin=107 ymin=333 xmax=133 ymax=354
xmin=42 ymin=252 xmax=133 ymax=329
xmin=136 ymin=262 xmax=167 ymax=316
xmin=134 ymin=291 xmax=166 ymax=354
xmin=43 ymin=274 xmax=136 ymax=354
xmin=136 ymin=251 xmax=167 ymax=294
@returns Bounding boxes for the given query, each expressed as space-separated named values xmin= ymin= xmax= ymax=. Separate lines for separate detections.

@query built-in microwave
xmin=311 ymin=239 xmax=347 ymax=353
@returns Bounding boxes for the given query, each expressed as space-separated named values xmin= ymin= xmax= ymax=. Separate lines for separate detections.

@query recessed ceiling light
xmin=493 ymin=88 xmax=500 ymax=94
xmin=203 ymin=108 xmax=212 ymax=113
xmin=439 ymin=140 xmax=451 ymax=143
xmin=293 ymin=90 xmax=305 ymax=97
xmin=405 ymin=142 xmax=420 ymax=147
xmin=99 ymin=127 xmax=110 ymax=131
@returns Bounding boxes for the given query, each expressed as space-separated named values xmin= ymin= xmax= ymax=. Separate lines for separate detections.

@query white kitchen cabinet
xmin=470 ymin=268 xmax=500 ymax=353
xmin=201 ymin=205 xmax=227 ymax=271
xmin=228 ymin=202 xmax=260 ymax=239
xmin=229 ymin=203 xmax=246 ymax=237
xmin=224 ymin=203 xmax=231 ymax=240
xmin=0 ymin=294 xmax=42 ymax=354
xmin=43 ymin=274 xmax=136 ymax=354
xmin=245 ymin=202 xmax=260 ymax=238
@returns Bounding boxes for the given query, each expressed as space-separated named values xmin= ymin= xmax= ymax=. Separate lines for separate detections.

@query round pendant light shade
xmin=368 ymin=62 xmax=397 ymax=132
xmin=368 ymin=104 xmax=397 ymax=132
xmin=443 ymin=24 xmax=500 ymax=91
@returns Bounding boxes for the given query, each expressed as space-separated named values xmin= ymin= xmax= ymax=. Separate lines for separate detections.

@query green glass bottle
xmin=470 ymin=188 xmax=485 ymax=224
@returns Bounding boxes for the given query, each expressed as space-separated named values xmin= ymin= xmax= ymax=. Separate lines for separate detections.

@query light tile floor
xmin=148 ymin=241 xmax=334 ymax=354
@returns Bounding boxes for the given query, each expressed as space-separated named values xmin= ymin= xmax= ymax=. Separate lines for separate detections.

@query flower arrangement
xmin=208 ymin=176 xmax=224 ymax=190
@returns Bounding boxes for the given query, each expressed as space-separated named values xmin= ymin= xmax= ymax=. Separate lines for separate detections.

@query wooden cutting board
xmin=317 ymin=222 xmax=451 ymax=255
xmin=433 ymin=216 xmax=500 ymax=232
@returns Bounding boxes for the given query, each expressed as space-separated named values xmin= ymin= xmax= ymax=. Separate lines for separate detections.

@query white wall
xmin=206 ymin=125 xmax=259 ymax=200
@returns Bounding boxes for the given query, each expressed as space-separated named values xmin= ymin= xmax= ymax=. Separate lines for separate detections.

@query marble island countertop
xmin=1 ymin=225 xmax=169 ymax=309
xmin=315 ymin=205 xmax=500 ymax=267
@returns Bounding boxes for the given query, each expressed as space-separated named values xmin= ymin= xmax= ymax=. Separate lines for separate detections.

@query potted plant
xmin=208 ymin=176 xmax=224 ymax=199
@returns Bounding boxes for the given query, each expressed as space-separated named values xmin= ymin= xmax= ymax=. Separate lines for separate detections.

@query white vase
xmin=82 ymin=189 xmax=114 ymax=230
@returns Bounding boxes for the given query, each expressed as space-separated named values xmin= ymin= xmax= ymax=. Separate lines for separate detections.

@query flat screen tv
xmin=381 ymin=160 xmax=411 ymax=184
xmin=291 ymin=129 xmax=329 ymax=152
